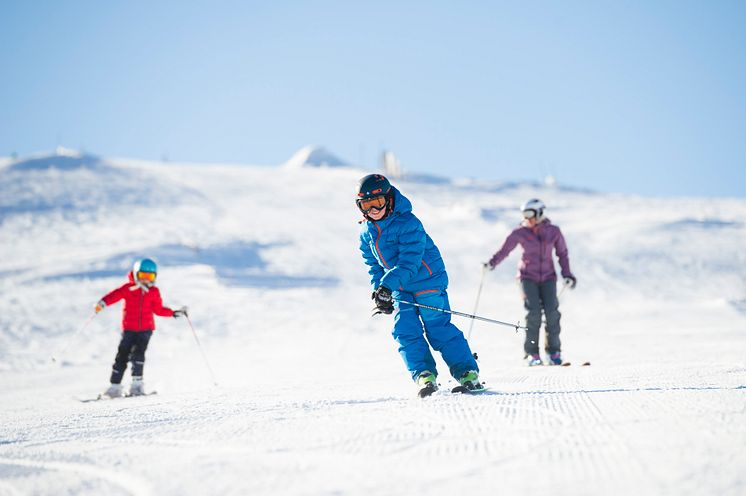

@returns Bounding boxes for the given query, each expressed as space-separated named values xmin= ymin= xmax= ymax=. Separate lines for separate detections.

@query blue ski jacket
xmin=359 ymin=187 xmax=448 ymax=295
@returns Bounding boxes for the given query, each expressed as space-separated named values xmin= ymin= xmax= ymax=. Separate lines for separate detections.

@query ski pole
xmin=557 ymin=282 xmax=569 ymax=301
xmin=51 ymin=313 xmax=96 ymax=363
xmin=395 ymin=299 xmax=527 ymax=332
xmin=466 ymin=264 xmax=489 ymax=340
xmin=541 ymin=281 xmax=570 ymax=325
xmin=185 ymin=315 xmax=219 ymax=386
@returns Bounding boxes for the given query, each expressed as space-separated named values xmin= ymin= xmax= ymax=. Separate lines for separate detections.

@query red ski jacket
xmin=101 ymin=272 xmax=174 ymax=331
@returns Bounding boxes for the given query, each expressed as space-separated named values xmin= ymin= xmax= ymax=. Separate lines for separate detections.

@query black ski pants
xmin=110 ymin=330 xmax=153 ymax=384
xmin=521 ymin=279 xmax=561 ymax=355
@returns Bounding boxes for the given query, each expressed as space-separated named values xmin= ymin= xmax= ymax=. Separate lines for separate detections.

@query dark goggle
xmin=522 ymin=209 xmax=537 ymax=219
xmin=357 ymin=195 xmax=387 ymax=213
xmin=137 ymin=271 xmax=157 ymax=282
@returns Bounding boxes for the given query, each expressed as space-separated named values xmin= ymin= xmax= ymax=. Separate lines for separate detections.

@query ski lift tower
xmin=381 ymin=150 xmax=403 ymax=179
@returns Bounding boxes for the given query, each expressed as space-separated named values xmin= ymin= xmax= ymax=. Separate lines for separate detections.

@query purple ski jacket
xmin=488 ymin=218 xmax=574 ymax=283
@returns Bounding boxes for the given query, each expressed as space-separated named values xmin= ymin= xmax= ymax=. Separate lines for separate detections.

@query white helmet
xmin=520 ymin=198 xmax=546 ymax=221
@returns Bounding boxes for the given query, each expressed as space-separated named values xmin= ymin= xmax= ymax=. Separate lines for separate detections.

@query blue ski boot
xmin=526 ymin=353 xmax=543 ymax=366
xmin=547 ymin=352 xmax=563 ymax=366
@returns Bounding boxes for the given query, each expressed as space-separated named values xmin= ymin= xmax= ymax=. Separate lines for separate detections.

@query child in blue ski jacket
xmin=356 ymin=174 xmax=482 ymax=396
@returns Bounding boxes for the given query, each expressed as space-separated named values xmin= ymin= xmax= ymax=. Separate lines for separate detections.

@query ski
xmin=451 ymin=385 xmax=488 ymax=394
xmin=529 ymin=361 xmax=591 ymax=367
xmin=417 ymin=385 xmax=490 ymax=397
xmin=417 ymin=383 xmax=437 ymax=398
xmin=126 ymin=391 xmax=158 ymax=398
xmin=77 ymin=391 xmax=158 ymax=403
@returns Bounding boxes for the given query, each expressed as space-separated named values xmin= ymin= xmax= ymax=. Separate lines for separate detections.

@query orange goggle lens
xmin=357 ymin=195 xmax=387 ymax=212
xmin=137 ymin=271 xmax=156 ymax=282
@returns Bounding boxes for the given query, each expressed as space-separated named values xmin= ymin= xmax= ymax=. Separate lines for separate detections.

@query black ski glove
xmin=372 ymin=286 xmax=394 ymax=315
xmin=563 ymin=276 xmax=577 ymax=289
xmin=173 ymin=306 xmax=189 ymax=318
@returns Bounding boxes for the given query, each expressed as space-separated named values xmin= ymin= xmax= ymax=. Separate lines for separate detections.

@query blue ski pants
xmin=392 ymin=289 xmax=478 ymax=382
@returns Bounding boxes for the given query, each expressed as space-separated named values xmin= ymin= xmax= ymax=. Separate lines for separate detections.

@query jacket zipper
xmin=139 ymin=290 xmax=144 ymax=330
xmin=537 ymin=227 xmax=544 ymax=282
xmin=374 ymin=223 xmax=390 ymax=268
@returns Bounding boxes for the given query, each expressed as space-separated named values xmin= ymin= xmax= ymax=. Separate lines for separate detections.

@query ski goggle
xmin=357 ymin=195 xmax=387 ymax=213
xmin=522 ymin=209 xmax=537 ymax=219
xmin=136 ymin=271 xmax=157 ymax=282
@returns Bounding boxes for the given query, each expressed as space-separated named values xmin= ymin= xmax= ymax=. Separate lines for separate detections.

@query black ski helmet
xmin=356 ymin=174 xmax=391 ymax=200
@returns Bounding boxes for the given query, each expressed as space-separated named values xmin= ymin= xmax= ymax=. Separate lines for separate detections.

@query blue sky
xmin=2 ymin=1 xmax=744 ymax=197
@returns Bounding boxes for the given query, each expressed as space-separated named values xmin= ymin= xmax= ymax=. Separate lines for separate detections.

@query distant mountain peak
xmin=9 ymin=148 xmax=102 ymax=172
xmin=54 ymin=146 xmax=83 ymax=158
xmin=283 ymin=146 xmax=350 ymax=169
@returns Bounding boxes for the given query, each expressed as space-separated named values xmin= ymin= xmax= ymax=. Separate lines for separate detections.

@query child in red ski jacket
xmin=95 ymin=258 xmax=187 ymax=397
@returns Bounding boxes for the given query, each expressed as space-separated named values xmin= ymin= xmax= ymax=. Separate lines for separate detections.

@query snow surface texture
xmin=1 ymin=153 xmax=745 ymax=496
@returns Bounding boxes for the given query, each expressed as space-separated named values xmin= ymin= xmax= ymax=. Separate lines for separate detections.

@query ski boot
xmin=416 ymin=371 xmax=438 ymax=398
xmin=102 ymin=383 xmax=123 ymax=399
xmin=526 ymin=353 xmax=543 ymax=366
xmin=546 ymin=352 xmax=563 ymax=366
xmin=453 ymin=370 xmax=485 ymax=393
xmin=129 ymin=376 xmax=146 ymax=396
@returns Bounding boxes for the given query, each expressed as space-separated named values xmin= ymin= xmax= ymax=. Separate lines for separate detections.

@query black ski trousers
xmin=521 ymin=279 xmax=561 ymax=355
xmin=110 ymin=330 xmax=153 ymax=384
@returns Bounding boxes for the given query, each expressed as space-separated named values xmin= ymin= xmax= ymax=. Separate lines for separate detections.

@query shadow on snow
xmin=661 ymin=218 xmax=742 ymax=230
xmin=42 ymin=241 xmax=339 ymax=289
xmin=486 ymin=385 xmax=746 ymax=396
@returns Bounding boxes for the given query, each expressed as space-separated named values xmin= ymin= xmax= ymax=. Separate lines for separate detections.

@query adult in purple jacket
xmin=485 ymin=199 xmax=576 ymax=366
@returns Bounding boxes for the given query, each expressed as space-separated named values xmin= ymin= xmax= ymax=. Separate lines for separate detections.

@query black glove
xmin=372 ymin=286 xmax=394 ymax=315
xmin=173 ymin=306 xmax=189 ymax=318
xmin=563 ymin=276 xmax=577 ymax=289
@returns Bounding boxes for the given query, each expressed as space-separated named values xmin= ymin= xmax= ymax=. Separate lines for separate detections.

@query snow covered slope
xmin=1 ymin=154 xmax=745 ymax=495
